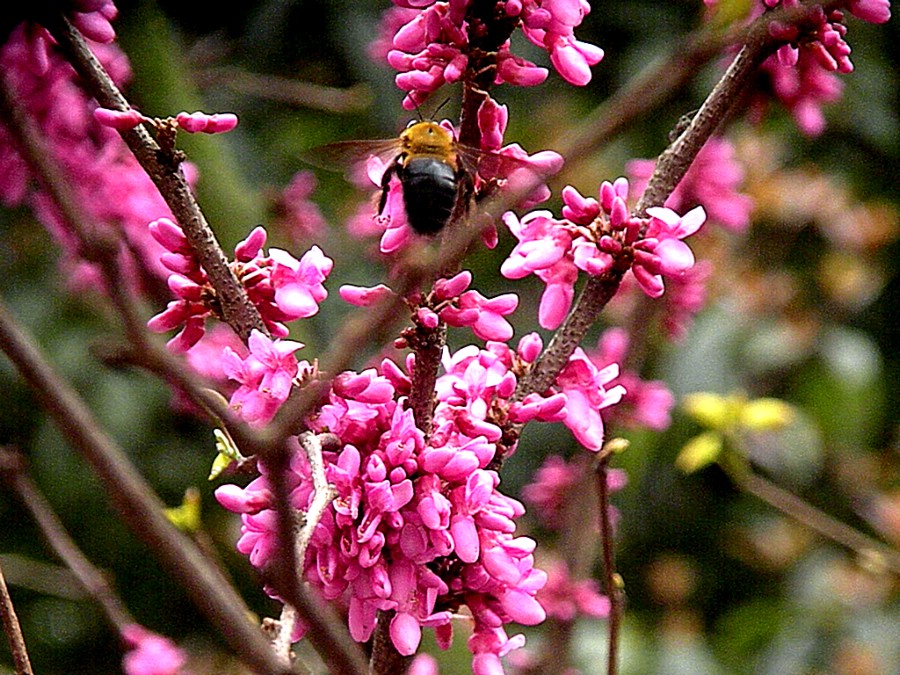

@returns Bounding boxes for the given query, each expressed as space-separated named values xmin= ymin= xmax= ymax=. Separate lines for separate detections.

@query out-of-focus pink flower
xmin=277 ymin=170 xmax=327 ymax=240
xmin=0 ymin=26 xmax=190 ymax=294
xmin=627 ymin=136 xmax=753 ymax=232
xmin=538 ymin=559 xmax=611 ymax=621
xmin=590 ymin=328 xmax=675 ymax=430
xmin=340 ymin=283 xmax=396 ymax=307
xmin=121 ymin=624 xmax=186 ymax=675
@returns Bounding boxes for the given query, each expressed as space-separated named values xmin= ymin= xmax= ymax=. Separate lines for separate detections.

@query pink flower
xmin=270 ymin=245 xmax=333 ymax=319
xmin=440 ymin=290 xmax=519 ymax=342
xmin=555 ymin=348 xmax=626 ymax=451
xmin=121 ymin=625 xmax=186 ymax=675
xmin=633 ymin=205 xmax=706 ymax=296
xmin=147 ymin=222 xmax=332 ymax=351
xmin=538 ymin=559 xmax=611 ymax=621
xmin=0 ymin=26 xmax=189 ymax=294
xmin=222 ymin=329 xmax=306 ymax=426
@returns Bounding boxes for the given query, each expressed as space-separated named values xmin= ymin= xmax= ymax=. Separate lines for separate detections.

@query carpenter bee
xmin=303 ymin=119 xmax=557 ymax=237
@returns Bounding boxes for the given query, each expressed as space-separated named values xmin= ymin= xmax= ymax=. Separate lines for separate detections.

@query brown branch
xmin=0 ymin=449 xmax=133 ymax=631
xmin=38 ymin=12 xmax=266 ymax=342
xmin=595 ymin=454 xmax=623 ymax=675
xmin=0 ymin=300 xmax=292 ymax=675
xmin=0 ymin=561 xmax=33 ymax=675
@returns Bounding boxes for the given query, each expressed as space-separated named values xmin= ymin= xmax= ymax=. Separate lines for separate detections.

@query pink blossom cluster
xmin=740 ymin=0 xmax=891 ymax=136
xmin=0 ymin=24 xmax=187 ymax=293
xmin=215 ymin=334 xmax=625 ymax=672
xmin=120 ymin=624 xmax=187 ymax=675
xmin=384 ymin=0 xmax=603 ymax=109
xmin=501 ymin=177 xmax=706 ymax=330
xmin=626 ymin=136 xmax=753 ymax=232
xmin=147 ymin=220 xmax=332 ymax=353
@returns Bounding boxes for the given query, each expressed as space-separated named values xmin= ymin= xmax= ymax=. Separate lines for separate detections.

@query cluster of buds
xmin=147 ymin=219 xmax=332 ymax=352
xmin=386 ymin=0 xmax=603 ymax=109
xmin=502 ymin=177 xmax=706 ymax=329
xmin=216 ymin=328 xmax=626 ymax=670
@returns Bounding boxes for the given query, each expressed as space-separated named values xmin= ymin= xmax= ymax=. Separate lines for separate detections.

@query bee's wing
xmin=299 ymin=139 xmax=401 ymax=173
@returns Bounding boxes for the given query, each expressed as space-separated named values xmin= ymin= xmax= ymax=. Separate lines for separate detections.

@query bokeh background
xmin=1 ymin=0 xmax=897 ymax=673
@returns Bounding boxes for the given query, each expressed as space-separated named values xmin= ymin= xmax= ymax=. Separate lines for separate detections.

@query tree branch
xmin=0 ymin=301 xmax=291 ymax=675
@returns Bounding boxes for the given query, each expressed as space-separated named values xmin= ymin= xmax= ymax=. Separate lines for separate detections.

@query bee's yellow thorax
xmin=400 ymin=121 xmax=457 ymax=162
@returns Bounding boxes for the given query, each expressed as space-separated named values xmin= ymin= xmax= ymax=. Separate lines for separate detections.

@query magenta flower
xmin=147 ymin=221 xmax=332 ymax=351
xmin=555 ymin=347 xmax=626 ymax=451
xmin=217 ymin=342 xmax=555 ymax=672
xmin=222 ymin=329 xmax=306 ymax=427
xmin=270 ymin=245 xmax=333 ymax=318
xmin=381 ymin=0 xmax=603 ymax=109
xmin=120 ymin=625 xmax=186 ymax=675
xmin=538 ymin=559 xmax=611 ymax=621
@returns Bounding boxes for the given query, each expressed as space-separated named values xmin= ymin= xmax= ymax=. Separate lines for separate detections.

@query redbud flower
xmin=555 ymin=348 xmax=626 ymax=451
xmin=538 ymin=559 xmax=611 ymax=621
xmin=148 ymin=221 xmax=332 ymax=351
xmin=222 ymin=329 xmax=307 ymax=427
xmin=277 ymin=170 xmax=327 ymax=241
xmin=174 ymin=110 xmax=238 ymax=134
xmin=0 ymin=26 xmax=190 ymax=293
xmin=339 ymin=283 xmax=396 ymax=306
xmin=591 ymin=328 xmax=675 ymax=430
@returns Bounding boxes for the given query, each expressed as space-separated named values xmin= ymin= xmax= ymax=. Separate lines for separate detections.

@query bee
xmin=303 ymin=120 xmax=555 ymax=237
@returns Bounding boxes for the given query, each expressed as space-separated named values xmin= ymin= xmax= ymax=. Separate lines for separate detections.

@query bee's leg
xmin=377 ymin=162 xmax=399 ymax=216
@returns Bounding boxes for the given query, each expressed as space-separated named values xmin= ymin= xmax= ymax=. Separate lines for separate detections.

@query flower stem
xmin=595 ymin=455 xmax=622 ymax=675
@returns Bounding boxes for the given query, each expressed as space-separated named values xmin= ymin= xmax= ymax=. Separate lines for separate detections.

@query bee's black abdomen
xmin=398 ymin=157 xmax=459 ymax=235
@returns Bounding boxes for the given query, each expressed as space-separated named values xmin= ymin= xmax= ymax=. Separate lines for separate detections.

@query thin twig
xmin=737 ymin=471 xmax=900 ymax=577
xmin=0 ymin=449 xmax=133 ymax=630
xmin=295 ymin=433 xmax=338 ymax=568
xmin=39 ymin=12 xmax=266 ymax=342
xmin=0 ymin=561 xmax=34 ymax=675
xmin=595 ymin=455 xmax=622 ymax=675
xmin=0 ymin=300 xmax=292 ymax=675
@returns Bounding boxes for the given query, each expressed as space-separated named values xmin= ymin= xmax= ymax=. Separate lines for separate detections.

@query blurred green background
xmin=1 ymin=1 xmax=897 ymax=673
